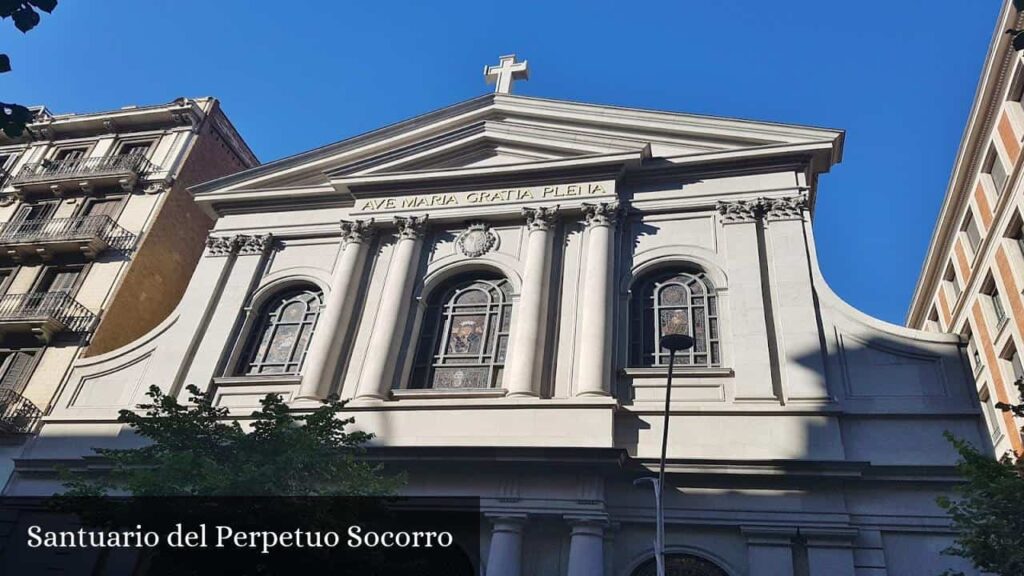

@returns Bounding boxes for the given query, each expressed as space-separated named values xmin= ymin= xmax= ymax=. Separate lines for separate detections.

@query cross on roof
xmin=484 ymin=54 xmax=529 ymax=95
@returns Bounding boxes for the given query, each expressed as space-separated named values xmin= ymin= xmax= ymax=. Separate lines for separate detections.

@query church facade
xmin=4 ymin=61 xmax=987 ymax=575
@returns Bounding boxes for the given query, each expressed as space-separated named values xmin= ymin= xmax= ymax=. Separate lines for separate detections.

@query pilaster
xmin=741 ymin=526 xmax=796 ymax=576
xmin=179 ymin=234 xmax=275 ymax=396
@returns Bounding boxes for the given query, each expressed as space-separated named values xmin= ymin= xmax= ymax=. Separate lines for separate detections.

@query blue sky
xmin=0 ymin=0 xmax=1001 ymax=324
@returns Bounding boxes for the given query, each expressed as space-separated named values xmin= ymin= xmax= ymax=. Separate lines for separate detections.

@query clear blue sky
xmin=0 ymin=0 xmax=1001 ymax=324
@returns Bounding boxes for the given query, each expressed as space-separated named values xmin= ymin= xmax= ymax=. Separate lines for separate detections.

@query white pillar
xmin=576 ymin=202 xmax=618 ymax=397
xmin=566 ymin=516 xmax=606 ymax=576
xmin=505 ymin=206 xmax=558 ymax=397
xmin=297 ymin=219 xmax=374 ymax=401
xmin=742 ymin=526 xmax=796 ymax=576
xmin=485 ymin=515 xmax=525 ymax=576
xmin=355 ymin=216 xmax=426 ymax=400
xmin=803 ymin=528 xmax=857 ymax=576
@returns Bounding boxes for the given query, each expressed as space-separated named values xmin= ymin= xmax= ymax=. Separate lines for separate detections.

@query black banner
xmin=0 ymin=496 xmax=480 ymax=575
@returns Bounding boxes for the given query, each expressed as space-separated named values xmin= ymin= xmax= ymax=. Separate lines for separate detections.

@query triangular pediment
xmin=192 ymin=93 xmax=844 ymax=203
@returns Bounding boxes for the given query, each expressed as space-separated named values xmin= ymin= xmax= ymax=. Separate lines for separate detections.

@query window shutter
xmin=85 ymin=199 xmax=121 ymax=219
xmin=0 ymin=351 xmax=35 ymax=394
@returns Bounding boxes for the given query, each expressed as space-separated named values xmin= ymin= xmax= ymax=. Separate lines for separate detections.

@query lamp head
xmin=660 ymin=333 xmax=695 ymax=352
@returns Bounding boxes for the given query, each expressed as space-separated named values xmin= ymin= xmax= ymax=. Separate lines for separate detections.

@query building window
xmin=0 ymin=350 xmax=36 ymax=395
xmin=631 ymin=554 xmax=729 ymax=576
xmin=1007 ymin=347 xmax=1024 ymax=386
xmin=962 ymin=211 xmax=982 ymax=258
xmin=52 ymin=147 xmax=87 ymax=163
xmin=411 ymin=274 xmax=513 ymax=390
xmin=966 ymin=328 xmax=983 ymax=373
xmin=116 ymin=141 xmax=153 ymax=158
xmin=980 ymin=387 xmax=1003 ymax=440
xmin=239 ymin=286 xmax=322 ymax=376
xmin=925 ymin=307 xmax=941 ymax=332
xmin=982 ymin=278 xmax=1007 ymax=327
xmin=944 ymin=264 xmax=962 ymax=304
xmin=630 ymin=268 xmax=720 ymax=367
xmin=34 ymin=265 xmax=84 ymax=295
xmin=985 ymin=147 xmax=1009 ymax=194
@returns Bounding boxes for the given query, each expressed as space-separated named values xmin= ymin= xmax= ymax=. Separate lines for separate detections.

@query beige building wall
xmin=907 ymin=0 xmax=1024 ymax=456
xmin=0 ymin=98 xmax=257 ymax=419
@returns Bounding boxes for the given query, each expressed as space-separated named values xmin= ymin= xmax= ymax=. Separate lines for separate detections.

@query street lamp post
xmin=634 ymin=332 xmax=694 ymax=576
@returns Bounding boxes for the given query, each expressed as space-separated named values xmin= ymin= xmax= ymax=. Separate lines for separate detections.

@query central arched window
xmin=411 ymin=274 xmax=513 ymax=389
xmin=630 ymin=268 xmax=720 ymax=367
xmin=239 ymin=286 xmax=323 ymax=375
xmin=632 ymin=553 xmax=729 ymax=576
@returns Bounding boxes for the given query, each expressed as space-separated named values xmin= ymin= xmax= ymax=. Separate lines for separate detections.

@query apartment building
xmin=907 ymin=0 xmax=1024 ymax=456
xmin=0 ymin=97 xmax=256 ymax=442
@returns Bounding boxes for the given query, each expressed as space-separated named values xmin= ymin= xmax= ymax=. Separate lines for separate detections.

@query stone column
xmin=485 ymin=514 xmax=526 ymax=576
xmin=576 ymin=202 xmax=619 ymax=397
xmin=355 ymin=216 xmax=426 ymax=400
xmin=505 ymin=206 xmax=558 ymax=397
xmin=565 ymin=516 xmax=606 ymax=576
xmin=803 ymin=528 xmax=857 ymax=576
xmin=741 ymin=526 xmax=796 ymax=576
xmin=297 ymin=219 xmax=374 ymax=401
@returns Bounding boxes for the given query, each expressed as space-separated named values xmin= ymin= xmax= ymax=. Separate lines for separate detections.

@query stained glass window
xmin=240 ymin=287 xmax=323 ymax=375
xmin=630 ymin=269 xmax=720 ymax=367
xmin=632 ymin=554 xmax=729 ymax=576
xmin=411 ymin=274 xmax=513 ymax=389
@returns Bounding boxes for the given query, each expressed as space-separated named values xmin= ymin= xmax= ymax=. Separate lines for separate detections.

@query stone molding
xmin=455 ymin=221 xmax=497 ymax=257
xmin=522 ymin=205 xmax=560 ymax=231
xmin=340 ymin=218 xmax=376 ymax=245
xmin=582 ymin=201 xmax=619 ymax=228
xmin=205 ymin=233 xmax=274 ymax=257
xmin=716 ymin=194 xmax=808 ymax=224
xmin=394 ymin=215 xmax=428 ymax=240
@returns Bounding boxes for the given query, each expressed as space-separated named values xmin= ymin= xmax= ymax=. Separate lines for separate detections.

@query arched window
xmin=411 ymin=274 xmax=513 ymax=389
xmin=632 ymin=553 xmax=729 ymax=576
xmin=239 ymin=286 xmax=323 ymax=375
xmin=630 ymin=269 xmax=720 ymax=367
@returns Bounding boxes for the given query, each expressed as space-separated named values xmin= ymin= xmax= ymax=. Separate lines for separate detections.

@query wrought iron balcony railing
xmin=0 ymin=387 xmax=41 ymax=434
xmin=0 ymin=214 xmax=135 ymax=257
xmin=10 ymin=152 xmax=154 ymax=188
xmin=0 ymin=291 xmax=96 ymax=338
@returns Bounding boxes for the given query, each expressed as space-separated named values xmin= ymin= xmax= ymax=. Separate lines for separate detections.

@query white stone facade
xmin=6 ymin=94 xmax=986 ymax=575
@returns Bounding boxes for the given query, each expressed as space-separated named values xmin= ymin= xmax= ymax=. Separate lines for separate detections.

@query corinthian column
xmin=576 ymin=202 xmax=619 ymax=397
xmin=505 ymin=206 xmax=558 ymax=397
xmin=297 ymin=219 xmax=375 ymax=401
xmin=354 ymin=216 xmax=427 ymax=400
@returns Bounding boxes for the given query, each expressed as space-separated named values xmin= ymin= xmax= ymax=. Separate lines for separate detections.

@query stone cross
xmin=484 ymin=54 xmax=529 ymax=94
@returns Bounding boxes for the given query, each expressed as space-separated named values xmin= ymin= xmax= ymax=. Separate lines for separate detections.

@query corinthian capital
xmin=522 ymin=205 xmax=559 ymax=231
xmin=205 ymin=235 xmax=241 ymax=257
xmin=237 ymin=234 xmax=275 ymax=255
xmin=394 ymin=215 xmax=428 ymax=240
xmin=340 ymin=218 xmax=375 ymax=245
xmin=581 ymin=202 xmax=619 ymax=229
xmin=716 ymin=195 xmax=808 ymax=224
xmin=762 ymin=195 xmax=808 ymax=221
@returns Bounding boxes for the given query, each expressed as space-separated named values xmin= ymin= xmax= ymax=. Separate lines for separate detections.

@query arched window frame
xmin=630 ymin=552 xmax=732 ymax=576
xmin=630 ymin=268 xmax=721 ymax=368
xmin=410 ymin=273 xmax=513 ymax=390
xmin=236 ymin=285 xmax=323 ymax=376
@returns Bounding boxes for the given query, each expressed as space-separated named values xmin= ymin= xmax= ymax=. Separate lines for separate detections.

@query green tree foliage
xmin=939 ymin=378 xmax=1024 ymax=576
xmin=61 ymin=384 xmax=403 ymax=496
xmin=0 ymin=1 xmax=57 ymax=137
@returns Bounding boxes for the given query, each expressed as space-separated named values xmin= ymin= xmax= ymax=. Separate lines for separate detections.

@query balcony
xmin=0 ymin=292 xmax=96 ymax=342
xmin=0 ymin=215 xmax=135 ymax=260
xmin=0 ymin=388 xmax=41 ymax=434
xmin=10 ymin=153 xmax=155 ymax=195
